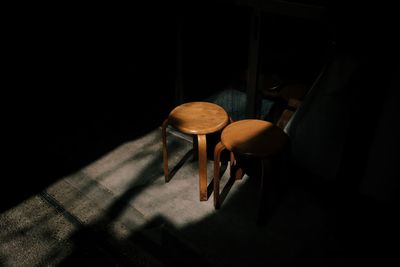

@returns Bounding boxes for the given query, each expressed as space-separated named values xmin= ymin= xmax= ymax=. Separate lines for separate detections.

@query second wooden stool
xmin=213 ymin=119 xmax=288 ymax=220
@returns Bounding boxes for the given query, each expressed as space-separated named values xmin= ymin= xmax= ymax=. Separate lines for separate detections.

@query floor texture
xmin=1 ymin=126 xmax=391 ymax=266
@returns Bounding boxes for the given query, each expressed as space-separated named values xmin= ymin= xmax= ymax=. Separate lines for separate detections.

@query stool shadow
xmin=166 ymin=149 xmax=194 ymax=183
xmin=167 ymin=148 xmax=232 ymax=202
xmin=212 ymin=160 xmax=236 ymax=206
xmin=207 ymin=159 xmax=228 ymax=199
xmin=206 ymin=161 xmax=228 ymax=199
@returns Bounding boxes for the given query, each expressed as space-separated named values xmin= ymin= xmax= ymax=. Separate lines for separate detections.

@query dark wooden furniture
xmin=162 ymin=102 xmax=230 ymax=201
xmin=213 ymin=119 xmax=288 ymax=221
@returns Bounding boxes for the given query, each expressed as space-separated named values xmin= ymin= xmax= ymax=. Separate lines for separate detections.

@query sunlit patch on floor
xmin=1 ymin=126 xmax=332 ymax=266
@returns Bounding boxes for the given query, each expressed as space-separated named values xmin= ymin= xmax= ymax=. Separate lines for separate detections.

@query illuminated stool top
xmin=168 ymin=102 xmax=229 ymax=135
xmin=221 ymin=119 xmax=288 ymax=158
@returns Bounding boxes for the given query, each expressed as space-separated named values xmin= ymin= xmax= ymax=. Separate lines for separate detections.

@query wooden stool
xmin=213 ymin=119 xmax=288 ymax=219
xmin=162 ymin=102 xmax=229 ymax=201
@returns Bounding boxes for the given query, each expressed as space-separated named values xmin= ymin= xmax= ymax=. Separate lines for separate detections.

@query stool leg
xmin=192 ymin=135 xmax=198 ymax=160
xmin=258 ymin=159 xmax=275 ymax=225
xmin=230 ymin=152 xmax=244 ymax=180
xmin=213 ymin=142 xmax=225 ymax=209
xmin=198 ymin=134 xmax=208 ymax=201
xmin=258 ymin=159 xmax=266 ymax=225
xmin=162 ymin=119 xmax=169 ymax=183
xmin=230 ymin=152 xmax=235 ymax=178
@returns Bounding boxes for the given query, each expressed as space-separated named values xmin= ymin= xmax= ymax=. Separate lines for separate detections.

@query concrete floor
xmin=0 ymin=127 xmax=350 ymax=266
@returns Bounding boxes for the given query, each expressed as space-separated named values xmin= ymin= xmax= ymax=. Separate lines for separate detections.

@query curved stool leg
xmin=229 ymin=152 xmax=244 ymax=180
xmin=230 ymin=152 xmax=236 ymax=178
xmin=257 ymin=159 xmax=266 ymax=225
xmin=198 ymin=134 xmax=208 ymax=201
xmin=192 ymin=135 xmax=198 ymax=160
xmin=258 ymin=159 xmax=273 ymax=225
xmin=162 ymin=119 xmax=169 ymax=183
xmin=213 ymin=141 xmax=226 ymax=209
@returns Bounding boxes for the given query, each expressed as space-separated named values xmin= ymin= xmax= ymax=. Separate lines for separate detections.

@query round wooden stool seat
xmin=162 ymin=102 xmax=229 ymax=201
xmin=168 ymin=102 xmax=229 ymax=135
xmin=221 ymin=119 xmax=288 ymax=158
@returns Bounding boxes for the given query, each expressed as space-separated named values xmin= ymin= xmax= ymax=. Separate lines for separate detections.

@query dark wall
xmin=4 ymin=3 xmax=179 ymax=208
xmin=180 ymin=3 xmax=251 ymax=101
